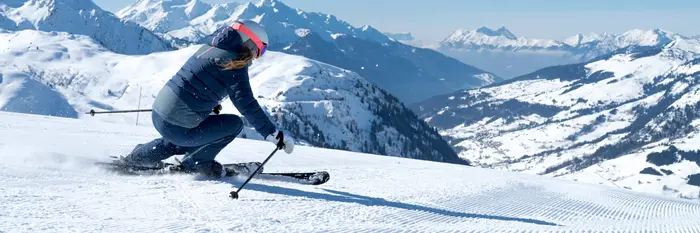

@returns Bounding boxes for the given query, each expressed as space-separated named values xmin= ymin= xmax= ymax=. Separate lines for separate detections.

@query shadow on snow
xmin=221 ymin=178 xmax=560 ymax=227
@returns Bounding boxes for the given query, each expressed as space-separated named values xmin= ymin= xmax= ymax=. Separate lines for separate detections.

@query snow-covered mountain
xmin=435 ymin=26 xmax=690 ymax=79
xmin=3 ymin=111 xmax=700 ymax=232
xmin=412 ymin=39 xmax=700 ymax=198
xmin=0 ymin=29 xmax=464 ymax=164
xmin=0 ymin=0 xmax=173 ymax=55
xmin=440 ymin=27 xmax=566 ymax=50
xmin=116 ymin=0 xmax=392 ymax=46
xmin=116 ymin=0 xmax=500 ymax=104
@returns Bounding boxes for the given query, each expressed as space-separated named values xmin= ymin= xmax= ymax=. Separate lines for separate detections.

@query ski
xmin=94 ymin=160 xmax=330 ymax=185
xmin=255 ymin=171 xmax=330 ymax=185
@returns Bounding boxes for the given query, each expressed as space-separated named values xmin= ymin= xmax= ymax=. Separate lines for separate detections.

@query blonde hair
xmin=218 ymin=46 xmax=254 ymax=70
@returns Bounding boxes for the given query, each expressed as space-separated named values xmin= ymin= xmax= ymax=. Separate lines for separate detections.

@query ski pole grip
xmin=276 ymin=131 xmax=285 ymax=149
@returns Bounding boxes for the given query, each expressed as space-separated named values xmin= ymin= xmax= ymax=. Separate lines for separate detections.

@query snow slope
xmin=0 ymin=0 xmax=173 ymax=55
xmin=412 ymin=41 xmax=700 ymax=199
xmin=2 ymin=111 xmax=700 ymax=232
xmin=0 ymin=29 xmax=462 ymax=164
xmin=435 ymin=26 xmax=692 ymax=78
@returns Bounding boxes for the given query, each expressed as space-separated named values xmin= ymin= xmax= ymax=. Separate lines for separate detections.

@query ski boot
xmin=222 ymin=162 xmax=264 ymax=176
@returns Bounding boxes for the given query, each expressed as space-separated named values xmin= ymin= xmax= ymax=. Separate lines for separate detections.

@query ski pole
xmin=86 ymin=105 xmax=223 ymax=116
xmin=86 ymin=109 xmax=151 ymax=116
xmin=230 ymin=144 xmax=283 ymax=199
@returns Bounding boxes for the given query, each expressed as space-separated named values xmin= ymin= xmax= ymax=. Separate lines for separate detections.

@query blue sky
xmin=94 ymin=0 xmax=700 ymax=42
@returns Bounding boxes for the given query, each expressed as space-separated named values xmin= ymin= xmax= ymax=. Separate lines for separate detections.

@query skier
xmin=118 ymin=20 xmax=295 ymax=178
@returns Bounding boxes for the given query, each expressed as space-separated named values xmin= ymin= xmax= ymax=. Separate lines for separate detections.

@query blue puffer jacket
xmin=151 ymin=26 xmax=277 ymax=137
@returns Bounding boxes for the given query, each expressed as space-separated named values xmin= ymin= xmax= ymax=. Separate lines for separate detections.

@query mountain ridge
xmin=439 ymin=26 xmax=687 ymax=52
xmin=434 ymin=26 xmax=696 ymax=78
xmin=116 ymin=0 xmax=393 ymax=46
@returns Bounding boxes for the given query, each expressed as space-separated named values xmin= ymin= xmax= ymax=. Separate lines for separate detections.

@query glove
xmin=265 ymin=130 xmax=295 ymax=154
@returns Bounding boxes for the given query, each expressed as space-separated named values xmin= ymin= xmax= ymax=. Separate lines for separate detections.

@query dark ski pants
xmin=126 ymin=111 xmax=244 ymax=173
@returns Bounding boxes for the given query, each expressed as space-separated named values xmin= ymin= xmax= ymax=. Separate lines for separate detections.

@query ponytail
xmin=219 ymin=46 xmax=254 ymax=70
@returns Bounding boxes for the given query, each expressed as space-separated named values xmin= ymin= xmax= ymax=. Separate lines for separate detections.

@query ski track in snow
xmin=2 ymin=111 xmax=700 ymax=232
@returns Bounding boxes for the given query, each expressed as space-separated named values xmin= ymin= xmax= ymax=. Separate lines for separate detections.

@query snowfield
xmin=2 ymin=111 xmax=700 ymax=232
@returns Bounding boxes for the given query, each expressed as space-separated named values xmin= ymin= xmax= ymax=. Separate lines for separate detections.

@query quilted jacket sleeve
xmin=227 ymin=71 xmax=277 ymax=137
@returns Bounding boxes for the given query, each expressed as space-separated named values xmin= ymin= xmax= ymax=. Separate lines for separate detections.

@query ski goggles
xmin=231 ymin=22 xmax=267 ymax=58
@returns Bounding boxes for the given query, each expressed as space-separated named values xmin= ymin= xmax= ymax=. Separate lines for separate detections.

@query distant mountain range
xmin=115 ymin=0 xmax=500 ymax=104
xmin=432 ymin=26 xmax=694 ymax=79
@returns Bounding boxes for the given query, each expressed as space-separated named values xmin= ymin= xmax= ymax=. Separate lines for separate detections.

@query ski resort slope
xmin=1 ymin=111 xmax=700 ymax=232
